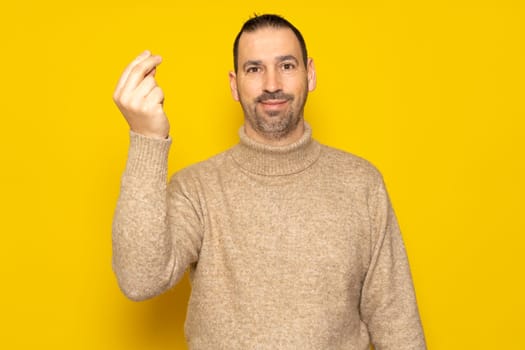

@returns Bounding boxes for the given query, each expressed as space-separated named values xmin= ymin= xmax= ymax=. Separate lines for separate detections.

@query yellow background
xmin=1 ymin=0 xmax=524 ymax=348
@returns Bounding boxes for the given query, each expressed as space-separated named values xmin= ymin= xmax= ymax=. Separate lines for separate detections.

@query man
xmin=112 ymin=14 xmax=426 ymax=349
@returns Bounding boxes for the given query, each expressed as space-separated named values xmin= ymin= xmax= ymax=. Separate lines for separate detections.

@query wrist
xmin=129 ymin=128 xmax=169 ymax=140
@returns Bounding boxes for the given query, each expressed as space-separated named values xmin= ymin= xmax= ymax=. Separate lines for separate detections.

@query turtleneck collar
xmin=230 ymin=122 xmax=321 ymax=176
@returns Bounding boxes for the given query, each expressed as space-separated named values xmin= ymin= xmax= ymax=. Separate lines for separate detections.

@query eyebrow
xmin=242 ymin=60 xmax=263 ymax=71
xmin=276 ymin=55 xmax=299 ymax=64
xmin=242 ymin=55 xmax=300 ymax=71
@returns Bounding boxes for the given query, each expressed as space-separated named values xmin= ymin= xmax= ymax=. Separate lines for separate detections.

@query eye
xmin=246 ymin=66 xmax=261 ymax=73
xmin=281 ymin=62 xmax=296 ymax=71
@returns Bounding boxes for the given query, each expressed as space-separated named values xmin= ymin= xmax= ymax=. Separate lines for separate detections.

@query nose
xmin=263 ymin=67 xmax=282 ymax=93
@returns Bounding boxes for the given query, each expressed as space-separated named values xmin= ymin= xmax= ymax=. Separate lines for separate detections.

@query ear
xmin=307 ymin=58 xmax=317 ymax=92
xmin=229 ymin=71 xmax=239 ymax=101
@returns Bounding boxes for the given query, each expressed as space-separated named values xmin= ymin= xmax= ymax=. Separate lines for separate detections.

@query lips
xmin=256 ymin=92 xmax=294 ymax=104
xmin=261 ymin=99 xmax=288 ymax=105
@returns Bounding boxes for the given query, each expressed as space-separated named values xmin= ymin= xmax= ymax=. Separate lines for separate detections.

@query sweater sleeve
xmin=112 ymin=131 xmax=203 ymax=301
xmin=359 ymin=175 xmax=426 ymax=349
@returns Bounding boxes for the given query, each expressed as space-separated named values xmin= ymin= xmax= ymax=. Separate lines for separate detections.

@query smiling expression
xmin=229 ymin=27 xmax=316 ymax=144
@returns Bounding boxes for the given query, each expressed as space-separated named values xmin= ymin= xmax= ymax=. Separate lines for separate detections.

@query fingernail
xmin=139 ymin=50 xmax=150 ymax=58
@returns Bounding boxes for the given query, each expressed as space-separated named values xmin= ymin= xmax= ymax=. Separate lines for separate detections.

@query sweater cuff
xmin=124 ymin=130 xmax=172 ymax=181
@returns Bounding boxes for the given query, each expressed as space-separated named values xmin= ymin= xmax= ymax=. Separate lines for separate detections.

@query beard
xmin=240 ymin=90 xmax=308 ymax=141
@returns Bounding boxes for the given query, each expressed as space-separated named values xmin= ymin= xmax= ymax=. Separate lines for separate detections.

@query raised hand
xmin=113 ymin=50 xmax=170 ymax=139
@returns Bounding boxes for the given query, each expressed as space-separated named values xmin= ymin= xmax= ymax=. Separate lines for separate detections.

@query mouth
xmin=259 ymin=100 xmax=288 ymax=115
xmin=256 ymin=93 xmax=293 ymax=114
xmin=260 ymin=99 xmax=289 ymax=106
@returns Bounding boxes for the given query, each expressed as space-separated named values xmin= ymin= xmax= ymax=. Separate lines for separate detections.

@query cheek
xmin=283 ymin=75 xmax=308 ymax=94
xmin=239 ymin=81 xmax=261 ymax=100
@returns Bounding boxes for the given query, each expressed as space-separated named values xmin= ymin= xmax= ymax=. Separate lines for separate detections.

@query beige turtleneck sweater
xmin=112 ymin=124 xmax=426 ymax=349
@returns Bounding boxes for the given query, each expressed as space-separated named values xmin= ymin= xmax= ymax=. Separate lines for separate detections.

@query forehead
xmin=237 ymin=27 xmax=303 ymax=63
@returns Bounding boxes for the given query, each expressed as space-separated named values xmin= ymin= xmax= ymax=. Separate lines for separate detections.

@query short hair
xmin=233 ymin=14 xmax=308 ymax=72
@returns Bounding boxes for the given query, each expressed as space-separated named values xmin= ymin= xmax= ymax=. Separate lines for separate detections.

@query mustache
xmin=256 ymin=92 xmax=294 ymax=103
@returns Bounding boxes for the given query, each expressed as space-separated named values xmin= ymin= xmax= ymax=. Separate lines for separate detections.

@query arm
xmin=360 ymin=175 xmax=426 ymax=349
xmin=111 ymin=51 xmax=201 ymax=301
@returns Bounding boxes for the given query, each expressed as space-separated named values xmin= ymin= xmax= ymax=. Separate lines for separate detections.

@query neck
xmin=244 ymin=120 xmax=306 ymax=146
xmin=231 ymin=121 xmax=321 ymax=176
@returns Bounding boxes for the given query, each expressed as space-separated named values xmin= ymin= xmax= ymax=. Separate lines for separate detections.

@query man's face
xmin=229 ymin=27 xmax=316 ymax=142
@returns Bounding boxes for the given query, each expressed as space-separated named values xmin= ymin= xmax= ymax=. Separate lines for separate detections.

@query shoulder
xmin=317 ymin=143 xmax=384 ymax=187
xmin=168 ymin=148 xmax=232 ymax=187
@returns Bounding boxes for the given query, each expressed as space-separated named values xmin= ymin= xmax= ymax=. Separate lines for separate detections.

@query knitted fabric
xmin=112 ymin=123 xmax=426 ymax=349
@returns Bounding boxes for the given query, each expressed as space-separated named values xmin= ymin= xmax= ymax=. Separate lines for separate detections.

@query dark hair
xmin=233 ymin=14 xmax=308 ymax=72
